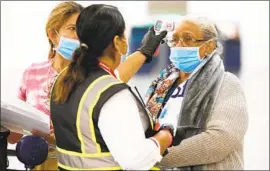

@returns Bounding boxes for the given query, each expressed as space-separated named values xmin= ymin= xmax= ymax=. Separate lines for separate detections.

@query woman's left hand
xmin=31 ymin=129 xmax=56 ymax=145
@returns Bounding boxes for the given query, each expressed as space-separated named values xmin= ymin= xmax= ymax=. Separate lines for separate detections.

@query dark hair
xmin=53 ymin=4 xmax=125 ymax=104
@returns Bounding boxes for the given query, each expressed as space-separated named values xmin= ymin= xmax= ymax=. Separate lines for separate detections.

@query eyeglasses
xmin=167 ymin=35 xmax=207 ymax=47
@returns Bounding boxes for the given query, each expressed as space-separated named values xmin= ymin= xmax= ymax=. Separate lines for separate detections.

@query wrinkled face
xmin=168 ymin=19 xmax=216 ymax=59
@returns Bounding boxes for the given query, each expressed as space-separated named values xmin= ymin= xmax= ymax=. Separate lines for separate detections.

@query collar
xmin=99 ymin=62 xmax=116 ymax=78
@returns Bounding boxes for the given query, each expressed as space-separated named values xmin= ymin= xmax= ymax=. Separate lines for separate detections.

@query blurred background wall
xmin=1 ymin=1 xmax=269 ymax=170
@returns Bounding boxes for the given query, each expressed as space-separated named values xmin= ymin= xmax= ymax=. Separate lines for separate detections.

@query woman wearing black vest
xmin=50 ymin=4 xmax=179 ymax=170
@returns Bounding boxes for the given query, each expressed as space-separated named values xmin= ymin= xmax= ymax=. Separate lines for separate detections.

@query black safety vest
xmin=50 ymin=68 xmax=159 ymax=170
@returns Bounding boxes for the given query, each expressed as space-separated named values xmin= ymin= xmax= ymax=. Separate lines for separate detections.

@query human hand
xmin=154 ymin=107 xmax=178 ymax=137
xmin=154 ymin=107 xmax=200 ymax=146
xmin=137 ymin=26 xmax=167 ymax=62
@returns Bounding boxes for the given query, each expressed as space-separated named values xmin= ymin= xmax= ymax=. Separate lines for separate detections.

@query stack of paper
xmin=1 ymin=98 xmax=50 ymax=135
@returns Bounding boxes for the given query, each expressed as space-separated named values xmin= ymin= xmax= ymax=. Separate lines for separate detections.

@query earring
xmin=52 ymin=43 xmax=56 ymax=51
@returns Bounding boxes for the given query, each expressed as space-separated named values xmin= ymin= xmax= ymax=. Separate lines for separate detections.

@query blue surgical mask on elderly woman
xmin=169 ymin=46 xmax=203 ymax=73
xmin=55 ymin=36 xmax=80 ymax=60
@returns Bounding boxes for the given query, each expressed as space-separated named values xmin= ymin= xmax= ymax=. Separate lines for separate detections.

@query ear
xmin=206 ymin=39 xmax=217 ymax=54
xmin=199 ymin=43 xmax=208 ymax=59
xmin=199 ymin=39 xmax=216 ymax=59
xmin=48 ymin=29 xmax=58 ymax=46
xmin=113 ymin=35 xmax=121 ymax=52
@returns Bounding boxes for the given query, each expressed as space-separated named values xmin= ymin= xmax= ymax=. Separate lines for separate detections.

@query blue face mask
xmin=169 ymin=46 xmax=203 ymax=73
xmin=55 ymin=36 xmax=80 ymax=60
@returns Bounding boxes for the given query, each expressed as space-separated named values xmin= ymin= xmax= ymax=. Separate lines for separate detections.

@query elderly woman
xmin=145 ymin=17 xmax=249 ymax=170
xmin=122 ymin=17 xmax=248 ymax=170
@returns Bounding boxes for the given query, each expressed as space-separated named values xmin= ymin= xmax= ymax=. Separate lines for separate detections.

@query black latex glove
xmin=172 ymin=126 xmax=200 ymax=146
xmin=137 ymin=26 xmax=167 ymax=63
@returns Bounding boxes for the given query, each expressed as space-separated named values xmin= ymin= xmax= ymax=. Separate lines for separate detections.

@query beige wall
xmin=148 ymin=1 xmax=186 ymax=15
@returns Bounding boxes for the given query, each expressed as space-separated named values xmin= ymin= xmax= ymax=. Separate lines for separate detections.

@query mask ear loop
xmin=52 ymin=29 xmax=61 ymax=51
xmin=116 ymin=37 xmax=128 ymax=56
xmin=122 ymin=38 xmax=129 ymax=55
xmin=53 ymin=29 xmax=61 ymax=51
xmin=203 ymin=38 xmax=217 ymax=57
xmin=50 ymin=30 xmax=61 ymax=63
xmin=54 ymin=29 xmax=60 ymax=37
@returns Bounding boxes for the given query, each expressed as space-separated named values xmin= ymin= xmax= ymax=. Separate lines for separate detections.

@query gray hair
xmin=181 ymin=17 xmax=224 ymax=55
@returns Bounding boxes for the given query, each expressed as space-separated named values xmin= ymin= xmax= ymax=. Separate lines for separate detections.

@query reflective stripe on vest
xmin=57 ymin=75 xmax=122 ymax=169
xmin=57 ymin=147 xmax=121 ymax=170
xmin=57 ymin=146 xmax=160 ymax=170
xmin=76 ymin=75 xmax=121 ymax=154
xmin=56 ymin=74 xmax=160 ymax=170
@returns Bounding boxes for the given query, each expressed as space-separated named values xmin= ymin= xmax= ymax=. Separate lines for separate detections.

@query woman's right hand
xmin=154 ymin=108 xmax=178 ymax=138
xmin=137 ymin=26 xmax=167 ymax=62
xmin=150 ymin=108 xmax=178 ymax=153
xmin=155 ymin=108 xmax=200 ymax=146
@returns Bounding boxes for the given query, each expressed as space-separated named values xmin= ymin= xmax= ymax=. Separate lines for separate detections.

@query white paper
xmin=1 ymin=98 xmax=50 ymax=134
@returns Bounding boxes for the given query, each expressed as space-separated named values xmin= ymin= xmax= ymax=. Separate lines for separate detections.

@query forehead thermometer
xmin=154 ymin=20 xmax=175 ymax=46
xmin=154 ymin=20 xmax=175 ymax=35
